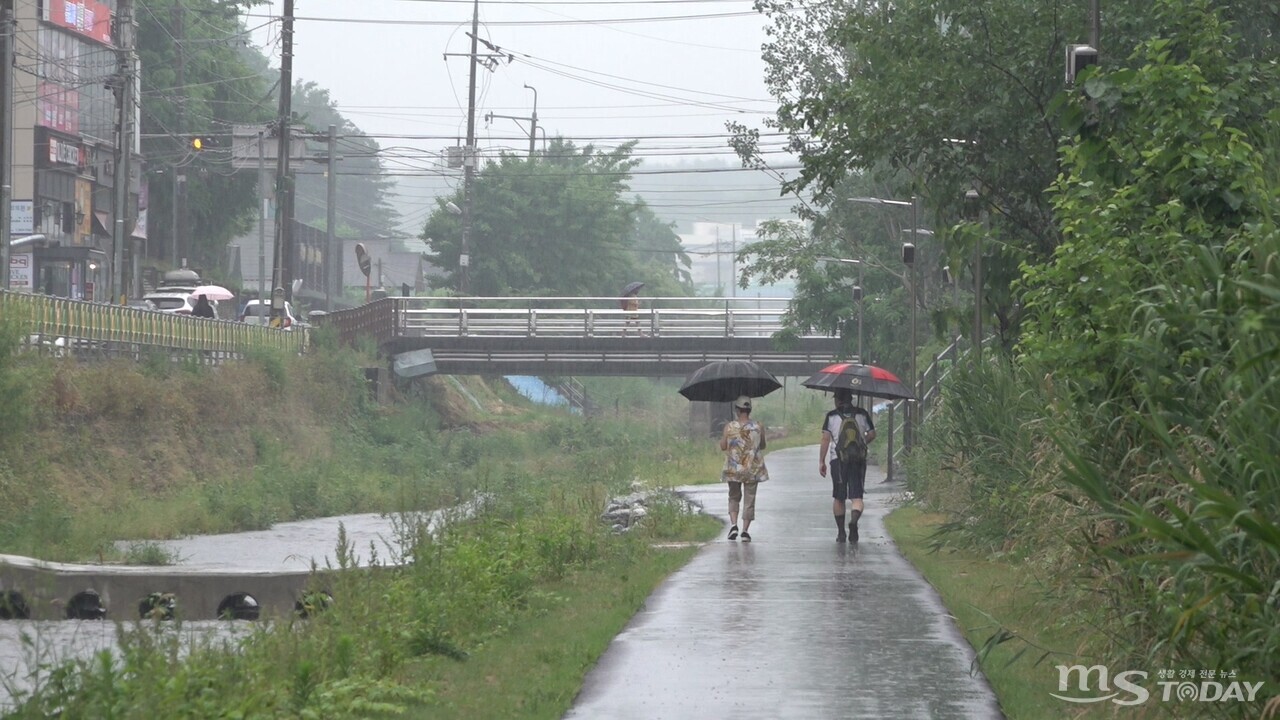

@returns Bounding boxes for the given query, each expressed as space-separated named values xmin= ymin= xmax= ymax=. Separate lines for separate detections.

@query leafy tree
xmin=734 ymin=173 xmax=920 ymax=363
xmin=136 ymin=0 xmax=273 ymax=270
xmin=1019 ymin=0 xmax=1279 ymax=399
xmin=627 ymin=203 xmax=693 ymax=297
xmin=738 ymin=0 xmax=1279 ymax=348
xmin=421 ymin=139 xmax=690 ymax=298
xmin=136 ymin=3 xmax=402 ymax=277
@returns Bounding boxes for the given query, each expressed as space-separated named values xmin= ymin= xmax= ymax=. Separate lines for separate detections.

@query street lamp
xmin=817 ymin=256 xmax=864 ymax=361
xmin=848 ymin=194 xmax=921 ymax=450
xmin=964 ymin=188 xmax=983 ymax=361
xmin=901 ymin=240 xmax=916 ymax=452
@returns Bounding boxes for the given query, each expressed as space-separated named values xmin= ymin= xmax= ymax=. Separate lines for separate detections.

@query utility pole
xmin=715 ymin=225 xmax=721 ymax=293
xmin=731 ymin=223 xmax=737 ymax=297
xmin=170 ymin=1 xmax=183 ymax=267
xmin=113 ymin=0 xmax=137 ymax=301
xmin=257 ymin=130 xmax=266 ymax=303
xmin=526 ymin=84 xmax=537 ymax=157
xmin=271 ymin=0 xmax=295 ymax=313
xmin=326 ymin=124 xmax=337 ymax=310
xmin=460 ymin=0 xmax=480 ymax=295
xmin=1089 ymin=0 xmax=1100 ymax=54
xmin=1 ymin=6 xmax=14 ymax=290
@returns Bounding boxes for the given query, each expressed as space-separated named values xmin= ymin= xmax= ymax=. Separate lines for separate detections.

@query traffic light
xmin=190 ymin=135 xmax=216 ymax=151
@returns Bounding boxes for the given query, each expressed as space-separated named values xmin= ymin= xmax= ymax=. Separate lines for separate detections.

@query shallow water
xmin=0 ymin=619 xmax=254 ymax=711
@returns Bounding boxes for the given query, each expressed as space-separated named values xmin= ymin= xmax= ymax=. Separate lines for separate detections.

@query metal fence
xmin=884 ymin=334 xmax=968 ymax=481
xmin=1 ymin=291 xmax=308 ymax=360
xmin=389 ymin=296 xmax=811 ymax=340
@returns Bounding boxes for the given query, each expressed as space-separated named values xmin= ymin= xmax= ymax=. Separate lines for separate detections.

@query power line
xmin=244 ymin=9 xmax=766 ymax=26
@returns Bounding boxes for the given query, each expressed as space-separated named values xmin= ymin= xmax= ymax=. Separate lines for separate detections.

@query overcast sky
xmin=245 ymin=0 xmax=780 ymax=164
xmin=245 ymin=0 xmax=799 ymax=231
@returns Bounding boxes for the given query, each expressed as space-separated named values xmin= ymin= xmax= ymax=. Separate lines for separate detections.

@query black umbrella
xmin=679 ymin=360 xmax=782 ymax=403
xmin=800 ymin=362 xmax=913 ymax=400
xmin=620 ymin=281 xmax=645 ymax=297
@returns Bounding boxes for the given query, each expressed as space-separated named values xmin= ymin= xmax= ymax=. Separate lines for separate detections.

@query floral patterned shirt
xmin=721 ymin=419 xmax=769 ymax=483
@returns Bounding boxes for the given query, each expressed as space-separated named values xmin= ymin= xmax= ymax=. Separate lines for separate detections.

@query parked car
xmin=142 ymin=269 xmax=220 ymax=316
xmin=142 ymin=289 xmax=220 ymax=316
xmin=238 ymin=299 xmax=297 ymax=329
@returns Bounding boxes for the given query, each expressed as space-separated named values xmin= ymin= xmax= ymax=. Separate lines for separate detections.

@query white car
xmin=143 ymin=289 xmax=208 ymax=316
xmin=238 ymin=299 xmax=298 ymax=329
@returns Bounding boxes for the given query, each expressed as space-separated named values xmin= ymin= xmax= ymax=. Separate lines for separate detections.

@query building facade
xmin=7 ymin=0 xmax=140 ymax=301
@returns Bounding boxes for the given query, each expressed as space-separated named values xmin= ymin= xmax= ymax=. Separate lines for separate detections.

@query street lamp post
xmin=848 ymin=194 xmax=919 ymax=451
xmin=901 ymin=238 xmax=916 ymax=453
xmin=853 ymin=282 xmax=864 ymax=362
xmin=964 ymin=188 xmax=983 ymax=361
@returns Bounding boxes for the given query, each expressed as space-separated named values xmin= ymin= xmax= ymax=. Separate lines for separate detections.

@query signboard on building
xmin=10 ymin=201 xmax=34 ymax=235
xmin=42 ymin=0 xmax=114 ymax=45
xmin=49 ymin=137 xmax=84 ymax=167
xmin=38 ymin=82 xmax=80 ymax=134
xmin=9 ymin=254 xmax=34 ymax=291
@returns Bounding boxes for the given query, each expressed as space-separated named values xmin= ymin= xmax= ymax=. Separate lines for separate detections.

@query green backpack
xmin=835 ymin=409 xmax=868 ymax=464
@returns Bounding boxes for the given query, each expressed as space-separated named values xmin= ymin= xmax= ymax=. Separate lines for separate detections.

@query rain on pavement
xmin=565 ymin=445 xmax=1003 ymax=720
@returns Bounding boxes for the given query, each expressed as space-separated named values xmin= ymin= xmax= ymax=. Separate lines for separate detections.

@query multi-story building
xmin=7 ymin=0 xmax=140 ymax=301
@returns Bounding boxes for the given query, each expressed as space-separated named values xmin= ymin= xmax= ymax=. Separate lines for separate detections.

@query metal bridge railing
xmin=1 ymin=291 xmax=308 ymax=359
xmin=885 ymin=334 xmax=968 ymax=481
xmin=388 ymin=296 xmax=817 ymax=339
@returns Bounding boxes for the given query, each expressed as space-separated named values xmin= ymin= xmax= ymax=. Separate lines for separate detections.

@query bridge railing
xmin=394 ymin=296 xmax=812 ymax=339
xmin=0 ymin=290 xmax=307 ymax=359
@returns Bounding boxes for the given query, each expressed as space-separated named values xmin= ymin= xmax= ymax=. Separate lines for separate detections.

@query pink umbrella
xmin=188 ymin=285 xmax=235 ymax=301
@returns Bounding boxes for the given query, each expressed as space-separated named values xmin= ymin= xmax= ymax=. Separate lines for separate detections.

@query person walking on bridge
xmin=819 ymin=388 xmax=876 ymax=542
xmin=720 ymin=395 xmax=769 ymax=542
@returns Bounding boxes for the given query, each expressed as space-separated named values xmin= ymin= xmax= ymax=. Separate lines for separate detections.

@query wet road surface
xmin=565 ymin=445 xmax=1004 ymax=720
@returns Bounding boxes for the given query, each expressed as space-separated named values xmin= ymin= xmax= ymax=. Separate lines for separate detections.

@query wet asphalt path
xmin=564 ymin=445 xmax=1004 ymax=720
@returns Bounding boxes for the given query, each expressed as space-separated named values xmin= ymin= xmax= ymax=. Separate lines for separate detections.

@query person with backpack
xmin=719 ymin=395 xmax=769 ymax=542
xmin=819 ymin=388 xmax=876 ymax=543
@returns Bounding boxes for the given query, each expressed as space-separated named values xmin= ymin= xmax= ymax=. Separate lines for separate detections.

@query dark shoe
xmin=727 ymin=525 xmax=739 ymax=541
xmin=848 ymin=521 xmax=859 ymax=543
xmin=740 ymin=531 xmax=752 ymax=542
xmin=836 ymin=529 xmax=847 ymax=543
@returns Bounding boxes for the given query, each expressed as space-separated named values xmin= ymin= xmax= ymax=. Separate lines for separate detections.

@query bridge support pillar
xmin=687 ymin=401 xmax=733 ymax=439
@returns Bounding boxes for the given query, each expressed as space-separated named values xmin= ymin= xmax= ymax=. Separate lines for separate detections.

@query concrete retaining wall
xmin=0 ymin=554 xmax=333 ymax=621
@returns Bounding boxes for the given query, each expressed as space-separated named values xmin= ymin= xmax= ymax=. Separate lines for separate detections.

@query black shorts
xmin=831 ymin=459 xmax=866 ymax=501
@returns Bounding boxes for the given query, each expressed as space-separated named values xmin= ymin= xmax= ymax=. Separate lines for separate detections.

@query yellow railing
xmin=0 ymin=291 xmax=308 ymax=357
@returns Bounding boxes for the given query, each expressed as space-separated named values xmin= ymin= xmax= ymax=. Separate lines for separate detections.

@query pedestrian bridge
xmin=326 ymin=296 xmax=845 ymax=377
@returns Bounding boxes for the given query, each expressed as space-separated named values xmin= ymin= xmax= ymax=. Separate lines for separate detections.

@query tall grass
xmin=1048 ymin=220 xmax=1280 ymax=704
xmin=4 ymin=410 xmax=715 ymax=718
xmin=909 ymin=137 xmax=1280 ymax=719
xmin=907 ymin=358 xmax=1078 ymax=559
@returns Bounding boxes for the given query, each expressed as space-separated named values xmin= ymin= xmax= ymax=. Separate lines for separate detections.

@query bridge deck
xmin=375 ymin=297 xmax=847 ymax=377
xmin=385 ymin=335 xmax=843 ymax=377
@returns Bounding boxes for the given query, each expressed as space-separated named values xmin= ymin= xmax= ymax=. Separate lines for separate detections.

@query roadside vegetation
xmin=0 ymin=318 xmax=748 ymax=717
xmin=897 ymin=6 xmax=1280 ymax=718
xmin=732 ymin=1 xmax=1279 ymax=717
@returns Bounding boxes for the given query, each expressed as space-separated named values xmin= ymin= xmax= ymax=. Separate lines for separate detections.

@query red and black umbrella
xmin=801 ymin=362 xmax=913 ymax=400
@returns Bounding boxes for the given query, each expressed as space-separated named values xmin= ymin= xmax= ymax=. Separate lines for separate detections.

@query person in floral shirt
xmin=719 ymin=395 xmax=769 ymax=542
